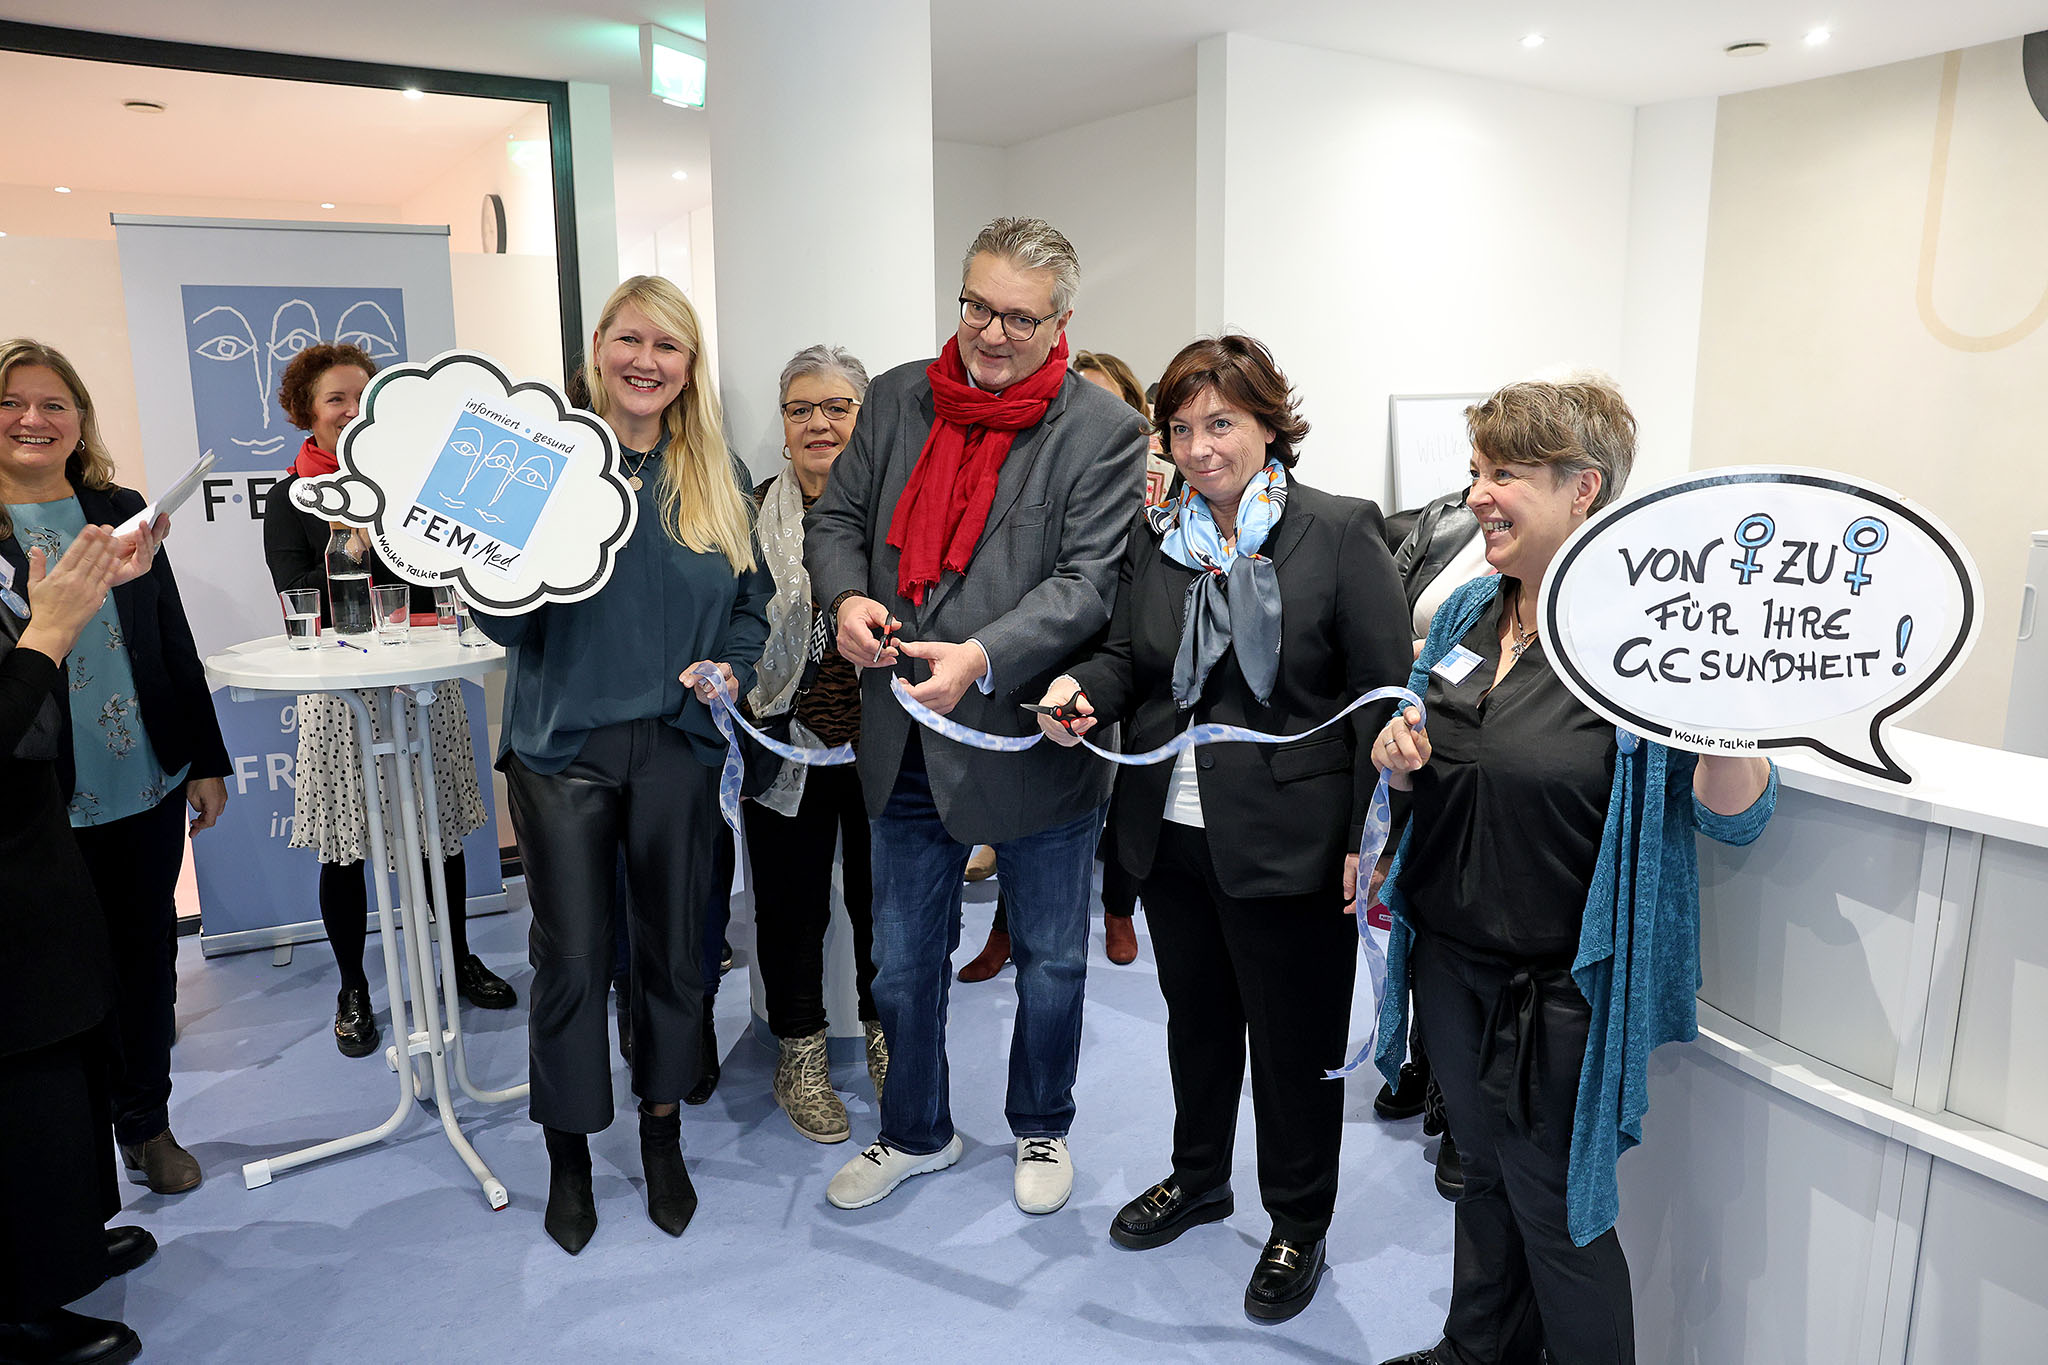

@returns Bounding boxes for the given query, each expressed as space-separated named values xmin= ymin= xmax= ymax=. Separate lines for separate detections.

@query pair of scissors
xmin=871 ymin=616 xmax=902 ymax=666
xmin=1019 ymin=689 xmax=1089 ymax=733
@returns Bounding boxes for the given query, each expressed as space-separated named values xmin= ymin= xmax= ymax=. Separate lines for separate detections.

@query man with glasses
xmin=806 ymin=217 xmax=1147 ymax=1217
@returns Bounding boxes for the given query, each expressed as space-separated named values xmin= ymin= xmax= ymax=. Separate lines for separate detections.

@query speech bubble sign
xmin=1540 ymin=467 xmax=1982 ymax=783
xmin=291 ymin=350 xmax=636 ymax=613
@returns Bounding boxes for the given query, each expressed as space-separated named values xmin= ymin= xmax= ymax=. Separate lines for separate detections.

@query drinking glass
xmin=433 ymin=584 xmax=462 ymax=636
xmin=371 ymin=584 xmax=412 ymax=646
xmin=280 ymin=588 xmax=321 ymax=650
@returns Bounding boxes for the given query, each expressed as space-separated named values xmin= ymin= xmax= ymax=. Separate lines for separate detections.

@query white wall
xmin=1195 ymin=33 xmax=1636 ymax=508
xmin=1005 ymin=99 xmax=1196 ymax=391
xmin=1617 ymin=96 xmax=1718 ymax=492
xmin=706 ymin=0 xmax=935 ymax=476
xmin=932 ymin=140 xmax=1005 ymax=349
xmin=930 ymin=101 xmax=1198 ymax=392
xmin=397 ymin=105 xmax=556 ymax=257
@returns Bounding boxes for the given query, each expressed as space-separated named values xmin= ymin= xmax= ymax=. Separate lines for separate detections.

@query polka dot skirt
xmin=289 ymin=685 xmax=487 ymax=869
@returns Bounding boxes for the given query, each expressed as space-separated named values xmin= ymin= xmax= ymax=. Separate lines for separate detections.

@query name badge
xmin=0 ymin=559 xmax=24 ymax=620
xmin=1432 ymin=644 xmax=1484 ymax=686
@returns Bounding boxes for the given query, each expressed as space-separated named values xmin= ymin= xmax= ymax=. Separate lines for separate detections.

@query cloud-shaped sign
xmin=292 ymin=351 xmax=636 ymax=613
xmin=1540 ymin=467 xmax=1981 ymax=783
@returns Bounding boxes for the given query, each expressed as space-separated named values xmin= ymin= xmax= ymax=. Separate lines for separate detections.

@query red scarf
xmin=886 ymin=334 xmax=1069 ymax=604
xmin=291 ymin=436 xmax=338 ymax=479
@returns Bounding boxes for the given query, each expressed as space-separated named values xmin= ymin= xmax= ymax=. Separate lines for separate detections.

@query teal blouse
xmin=5 ymin=499 xmax=188 ymax=825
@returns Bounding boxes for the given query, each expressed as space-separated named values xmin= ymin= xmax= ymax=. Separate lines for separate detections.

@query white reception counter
xmin=1618 ymin=730 xmax=2048 ymax=1362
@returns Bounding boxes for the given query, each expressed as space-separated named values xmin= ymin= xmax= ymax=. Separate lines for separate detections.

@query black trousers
xmin=1139 ymin=822 xmax=1358 ymax=1242
xmin=1409 ymin=930 xmax=1635 ymax=1365
xmin=741 ymin=764 xmax=876 ymax=1038
xmin=319 ymin=851 xmax=470 ymax=995
xmin=71 ymin=787 xmax=186 ymax=1147
xmin=0 ymin=1028 xmax=118 ymax=1319
xmin=506 ymin=720 xmax=717 ymax=1133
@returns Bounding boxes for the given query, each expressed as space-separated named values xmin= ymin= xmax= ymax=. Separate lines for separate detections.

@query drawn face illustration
xmin=181 ymin=284 xmax=408 ymax=474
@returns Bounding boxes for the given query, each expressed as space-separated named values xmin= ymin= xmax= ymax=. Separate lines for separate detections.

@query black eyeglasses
xmin=960 ymin=297 xmax=1060 ymax=342
xmin=780 ymin=398 xmax=860 ymax=422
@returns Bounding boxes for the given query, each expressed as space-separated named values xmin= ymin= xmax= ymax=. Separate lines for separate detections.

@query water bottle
xmin=325 ymin=527 xmax=375 ymax=641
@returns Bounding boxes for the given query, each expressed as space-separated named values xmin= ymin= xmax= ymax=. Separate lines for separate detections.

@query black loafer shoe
xmin=104 ymin=1226 xmax=157 ymax=1279
xmin=1434 ymin=1135 xmax=1464 ymax=1201
xmin=1376 ymin=1351 xmax=1441 ymax=1365
xmin=0 ymin=1309 xmax=141 ymax=1365
xmin=456 ymin=955 xmax=517 ymax=1010
xmin=1245 ymin=1235 xmax=1325 ymax=1322
xmin=1110 ymin=1178 xmax=1234 ymax=1250
xmin=334 ymin=985 xmax=379 ymax=1059
xmin=1373 ymin=1060 xmax=1429 ymax=1121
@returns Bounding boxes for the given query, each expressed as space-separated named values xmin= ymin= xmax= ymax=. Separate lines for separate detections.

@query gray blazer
xmin=805 ymin=358 xmax=1148 ymax=843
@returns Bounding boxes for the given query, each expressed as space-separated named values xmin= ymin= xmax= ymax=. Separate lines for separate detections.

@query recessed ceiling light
xmin=0 ymin=231 xmax=9 ymax=238
xmin=672 ymin=169 xmax=689 ymax=181
xmin=321 ymin=202 xmax=336 ymax=210
xmin=403 ymin=87 xmax=424 ymax=100
xmin=123 ymin=99 xmax=166 ymax=114
xmin=1804 ymin=28 xmax=1831 ymax=46
xmin=1724 ymin=40 xmax=1770 ymax=57
xmin=53 ymin=186 xmax=71 ymax=193
xmin=1521 ymin=33 xmax=1545 ymax=49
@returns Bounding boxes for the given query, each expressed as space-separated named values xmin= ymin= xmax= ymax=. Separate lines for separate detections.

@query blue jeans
xmin=870 ymin=742 xmax=1102 ymax=1155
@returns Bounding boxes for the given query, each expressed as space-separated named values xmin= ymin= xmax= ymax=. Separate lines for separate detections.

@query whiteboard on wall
xmin=1388 ymin=393 xmax=1486 ymax=511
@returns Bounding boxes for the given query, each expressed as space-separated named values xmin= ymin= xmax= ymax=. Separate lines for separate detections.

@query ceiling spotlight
xmin=123 ymin=99 xmax=166 ymax=114
xmin=403 ymin=87 xmax=424 ymax=100
xmin=1521 ymin=33 xmax=1545 ymax=49
xmin=1724 ymin=41 xmax=1770 ymax=57
xmin=53 ymin=185 xmax=71 ymax=193
xmin=1804 ymin=28 xmax=1831 ymax=46
xmin=672 ymin=169 xmax=689 ymax=181
xmin=321 ymin=202 xmax=336 ymax=209
xmin=0 ymin=231 xmax=8 ymax=238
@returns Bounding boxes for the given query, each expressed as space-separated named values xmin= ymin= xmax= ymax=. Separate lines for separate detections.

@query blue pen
xmin=333 ymin=638 xmax=369 ymax=653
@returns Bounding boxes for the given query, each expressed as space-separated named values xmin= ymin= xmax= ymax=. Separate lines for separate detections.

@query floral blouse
xmin=5 ymin=498 xmax=187 ymax=826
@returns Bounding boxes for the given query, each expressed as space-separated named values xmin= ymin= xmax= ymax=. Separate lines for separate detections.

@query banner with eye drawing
xmin=112 ymin=215 xmax=504 ymax=952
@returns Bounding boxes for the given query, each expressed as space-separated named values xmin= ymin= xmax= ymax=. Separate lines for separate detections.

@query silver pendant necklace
xmin=1508 ymin=596 xmax=1538 ymax=660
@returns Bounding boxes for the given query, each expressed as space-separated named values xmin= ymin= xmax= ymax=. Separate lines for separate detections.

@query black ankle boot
xmin=542 ymin=1127 xmax=597 ymax=1255
xmin=639 ymin=1103 xmax=697 ymax=1236
xmin=683 ymin=1004 xmax=719 ymax=1106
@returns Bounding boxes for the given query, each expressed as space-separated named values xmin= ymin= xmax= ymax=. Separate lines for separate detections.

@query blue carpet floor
xmin=73 ymin=893 xmax=1455 ymax=1363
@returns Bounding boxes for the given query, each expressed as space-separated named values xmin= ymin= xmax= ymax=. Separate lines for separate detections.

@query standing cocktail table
xmin=204 ymin=633 xmax=524 ymax=1208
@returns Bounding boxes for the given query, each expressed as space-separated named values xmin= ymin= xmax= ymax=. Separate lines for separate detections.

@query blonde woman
xmin=474 ymin=276 xmax=770 ymax=1255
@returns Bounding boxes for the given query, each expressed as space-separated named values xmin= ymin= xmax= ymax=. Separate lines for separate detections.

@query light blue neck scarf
xmin=1146 ymin=460 xmax=1289 ymax=706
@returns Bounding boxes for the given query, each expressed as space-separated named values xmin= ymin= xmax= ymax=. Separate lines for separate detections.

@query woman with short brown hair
xmin=1034 ymin=333 xmax=1411 ymax=1322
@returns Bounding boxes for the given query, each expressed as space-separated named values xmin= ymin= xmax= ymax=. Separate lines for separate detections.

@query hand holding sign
xmin=1540 ymin=468 xmax=1981 ymax=783
xmin=292 ymin=351 xmax=637 ymax=613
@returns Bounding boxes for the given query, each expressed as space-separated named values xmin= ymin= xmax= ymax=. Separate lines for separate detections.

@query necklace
xmin=1509 ymin=599 xmax=1538 ymax=660
xmin=623 ymin=448 xmax=653 ymax=491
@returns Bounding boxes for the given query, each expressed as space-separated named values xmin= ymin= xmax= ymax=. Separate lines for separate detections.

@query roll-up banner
xmin=111 ymin=216 xmax=505 ymax=955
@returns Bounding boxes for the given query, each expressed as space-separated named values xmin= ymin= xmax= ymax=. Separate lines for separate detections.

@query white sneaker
xmin=1014 ymin=1136 xmax=1073 ymax=1215
xmin=826 ymin=1134 xmax=965 ymax=1210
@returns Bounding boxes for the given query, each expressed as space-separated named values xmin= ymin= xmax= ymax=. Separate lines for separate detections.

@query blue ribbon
xmin=889 ymin=676 xmax=1422 ymax=1081
xmin=695 ymin=667 xmax=1422 ymax=1084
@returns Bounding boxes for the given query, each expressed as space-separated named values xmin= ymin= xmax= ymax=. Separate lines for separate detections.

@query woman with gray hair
xmin=741 ymin=344 xmax=887 ymax=1146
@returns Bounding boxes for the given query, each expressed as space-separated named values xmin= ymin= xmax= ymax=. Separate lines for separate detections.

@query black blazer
xmin=264 ymin=472 xmax=432 ymax=621
xmin=0 ymin=479 xmax=231 ymax=802
xmin=1068 ymin=482 xmax=1412 ymax=900
xmin=0 ymin=644 xmax=115 ymax=1056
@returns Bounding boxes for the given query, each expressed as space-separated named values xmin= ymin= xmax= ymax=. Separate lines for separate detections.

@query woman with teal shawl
xmin=1371 ymin=377 xmax=1775 ymax=1365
